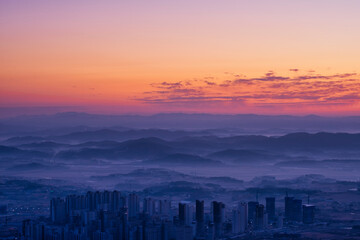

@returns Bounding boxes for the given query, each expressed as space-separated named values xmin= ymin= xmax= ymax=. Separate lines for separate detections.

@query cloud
xmin=325 ymin=94 xmax=360 ymax=101
xmin=150 ymin=81 xmax=184 ymax=89
xmin=136 ymin=70 xmax=360 ymax=109
xmin=204 ymin=81 xmax=216 ymax=86
xmin=295 ymin=73 xmax=357 ymax=81
xmin=232 ymin=74 xmax=290 ymax=85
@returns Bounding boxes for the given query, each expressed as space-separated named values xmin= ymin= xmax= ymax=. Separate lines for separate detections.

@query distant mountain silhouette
xmin=184 ymin=132 xmax=360 ymax=151
xmin=3 ymin=112 xmax=360 ymax=135
xmin=74 ymin=140 xmax=123 ymax=149
xmin=208 ymin=149 xmax=283 ymax=163
xmin=18 ymin=142 xmax=70 ymax=152
xmin=2 ymin=131 xmax=360 ymax=164
xmin=92 ymin=168 xmax=189 ymax=182
xmin=3 ymin=136 xmax=45 ymax=145
xmin=51 ymin=129 xmax=123 ymax=142
xmin=276 ymin=159 xmax=360 ymax=169
xmin=55 ymin=137 xmax=173 ymax=160
xmin=141 ymin=180 xmax=222 ymax=199
xmin=0 ymin=145 xmax=50 ymax=159
xmin=269 ymin=132 xmax=360 ymax=149
xmin=7 ymin=162 xmax=67 ymax=171
xmin=11 ymin=129 xmax=202 ymax=143
xmin=146 ymin=153 xmax=221 ymax=166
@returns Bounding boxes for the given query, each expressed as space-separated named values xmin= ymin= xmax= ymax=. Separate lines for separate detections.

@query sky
xmin=1 ymin=0 xmax=360 ymax=116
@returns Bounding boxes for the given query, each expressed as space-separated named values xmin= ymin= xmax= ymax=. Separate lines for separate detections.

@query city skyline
xmin=23 ymin=190 xmax=315 ymax=239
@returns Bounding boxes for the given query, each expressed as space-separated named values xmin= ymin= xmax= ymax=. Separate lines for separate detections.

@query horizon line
xmin=1 ymin=109 xmax=360 ymax=119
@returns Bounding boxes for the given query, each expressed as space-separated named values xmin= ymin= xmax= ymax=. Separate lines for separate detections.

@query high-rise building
xmin=93 ymin=230 xmax=113 ymax=240
xmin=276 ymin=214 xmax=284 ymax=228
xmin=65 ymin=194 xmax=76 ymax=216
xmin=196 ymin=200 xmax=205 ymax=237
xmin=292 ymin=199 xmax=302 ymax=222
xmin=265 ymin=197 xmax=275 ymax=222
xmin=175 ymin=225 xmax=193 ymax=240
xmin=179 ymin=201 xmax=192 ymax=226
xmin=232 ymin=209 xmax=241 ymax=234
xmin=128 ymin=193 xmax=139 ymax=219
xmin=284 ymin=196 xmax=294 ymax=220
xmin=160 ymin=199 xmax=171 ymax=217
xmin=111 ymin=190 xmax=123 ymax=211
xmin=86 ymin=191 xmax=95 ymax=211
xmin=232 ymin=202 xmax=247 ymax=234
xmin=212 ymin=201 xmax=225 ymax=238
xmin=285 ymin=196 xmax=302 ymax=222
xmin=302 ymin=204 xmax=315 ymax=224
xmin=247 ymin=201 xmax=259 ymax=224
xmin=255 ymin=204 xmax=265 ymax=230
xmin=102 ymin=190 xmax=111 ymax=206
xmin=207 ymin=222 xmax=215 ymax=240
xmin=144 ymin=197 xmax=156 ymax=216
xmin=144 ymin=225 xmax=161 ymax=240
xmin=238 ymin=202 xmax=248 ymax=232
xmin=50 ymin=198 xmax=66 ymax=224
xmin=94 ymin=191 xmax=102 ymax=210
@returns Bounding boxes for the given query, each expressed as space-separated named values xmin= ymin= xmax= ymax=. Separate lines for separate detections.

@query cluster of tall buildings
xmin=232 ymin=197 xmax=276 ymax=235
xmin=21 ymin=191 xmax=315 ymax=240
xmin=285 ymin=196 xmax=316 ymax=224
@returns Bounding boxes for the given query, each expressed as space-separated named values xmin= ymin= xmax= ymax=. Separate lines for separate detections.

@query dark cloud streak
xmin=136 ymin=70 xmax=360 ymax=109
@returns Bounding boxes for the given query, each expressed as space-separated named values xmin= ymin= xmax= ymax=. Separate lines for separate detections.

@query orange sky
xmin=1 ymin=0 xmax=360 ymax=115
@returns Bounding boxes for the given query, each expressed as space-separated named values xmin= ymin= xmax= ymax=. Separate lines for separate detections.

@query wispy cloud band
xmin=135 ymin=69 xmax=360 ymax=111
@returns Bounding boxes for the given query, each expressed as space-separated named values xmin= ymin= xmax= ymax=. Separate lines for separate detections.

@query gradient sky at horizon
xmin=1 ymin=0 xmax=360 ymax=115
